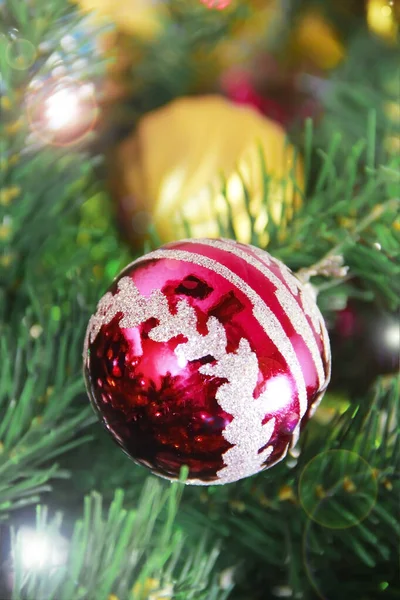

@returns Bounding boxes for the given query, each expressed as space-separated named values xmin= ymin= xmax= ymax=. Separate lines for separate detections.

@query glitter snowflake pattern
xmin=85 ymin=276 xmax=276 ymax=484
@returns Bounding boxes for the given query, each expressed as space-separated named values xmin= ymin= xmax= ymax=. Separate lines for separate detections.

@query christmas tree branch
xmin=10 ymin=483 xmax=233 ymax=600
xmin=1 ymin=1 xmax=398 ymax=599
xmin=181 ymin=376 xmax=399 ymax=598
xmin=296 ymin=196 xmax=398 ymax=283
xmin=271 ymin=132 xmax=399 ymax=310
xmin=195 ymin=125 xmax=399 ymax=311
xmin=0 ymin=294 xmax=94 ymax=519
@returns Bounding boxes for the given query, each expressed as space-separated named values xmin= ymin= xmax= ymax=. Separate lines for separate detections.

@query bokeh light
xmin=14 ymin=527 xmax=68 ymax=572
xmin=6 ymin=38 xmax=37 ymax=70
xmin=299 ymin=450 xmax=378 ymax=529
xmin=383 ymin=321 xmax=400 ymax=351
xmin=367 ymin=0 xmax=398 ymax=39
xmin=27 ymin=77 xmax=98 ymax=147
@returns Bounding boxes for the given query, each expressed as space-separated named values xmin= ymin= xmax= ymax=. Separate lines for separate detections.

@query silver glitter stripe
xmin=297 ymin=282 xmax=331 ymax=369
xmin=199 ymin=337 xmax=276 ymax=483
xmin=183 ymin=238 xmax=326 ymax=388
xmin=243 ymin=243 xmax=332 ymax=383
xmin=85 ymin=272 xmax=279 ymax=484
xmin=134 ymin=248 xmax=309 ymax=421
xmin=150 ymin=289 xmax=278 ymax=484
xmin=186 ymin=441 xmax=290 ymax=485
xmin=321 ymin=316 xmax=332 ymax=377
xmin=299 ymin=287 xmax=321 ymax=333
xmin=251 ymin=246 xmax=300 ymax=296
xmin=278 ymin=263 xmax=300 ymax=295
xmin=226 ymin=241 xmax=331 ymax=373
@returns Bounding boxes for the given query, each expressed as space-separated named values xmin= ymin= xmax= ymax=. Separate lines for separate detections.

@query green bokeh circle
xmin=6 ymin=38 xmax=37 ymax=70
xmin=299 ymin=450 xmax=378 ymax=529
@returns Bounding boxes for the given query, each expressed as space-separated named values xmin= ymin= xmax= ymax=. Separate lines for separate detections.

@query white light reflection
xmin=45 ymin=88 xmax=80 ymax=130
xmin=259 ymin=374 xmax=293 ymax=414
xmin=383 ymin=322 xmax=400 ymax=351
xmin=16 ymin=527 xmax=68 ymax=572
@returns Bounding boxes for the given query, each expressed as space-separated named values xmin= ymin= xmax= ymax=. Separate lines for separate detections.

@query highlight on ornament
xmin=26 ymin=77 xmax=98 ymax=147
xmin=83 ymin=238 xmax=331 ymax=485
xmin=298 ymin=449 xmax=378 ymax=529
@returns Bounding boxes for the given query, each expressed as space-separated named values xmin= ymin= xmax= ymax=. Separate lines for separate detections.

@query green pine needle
xmin=11 ymin=484 xmax=231 ymax=600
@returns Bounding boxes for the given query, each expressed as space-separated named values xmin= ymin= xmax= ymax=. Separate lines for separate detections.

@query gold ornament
xmin=112 ymin=95 xmax=303 ymax=247
xmin=74 ymin=0 xmax=165 ymax=39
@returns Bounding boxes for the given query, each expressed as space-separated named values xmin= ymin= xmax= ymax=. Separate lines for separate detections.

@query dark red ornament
xmin=84 ymin=239 xmax=331 ymax=485
xmin=221 ymin=69 xmax=290 ymax=125
xmin=221 ymin=62 xmax=324 ymax=127
xmin=330 ymin=300 xmax=399 ymax=394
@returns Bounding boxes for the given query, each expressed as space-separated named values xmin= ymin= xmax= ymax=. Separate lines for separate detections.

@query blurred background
xmin=0 ymin=1 xmax=399 ymax=599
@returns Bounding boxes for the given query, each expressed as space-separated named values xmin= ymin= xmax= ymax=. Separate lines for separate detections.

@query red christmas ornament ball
xmin=84 ymin=239 xmax=331 ymax=485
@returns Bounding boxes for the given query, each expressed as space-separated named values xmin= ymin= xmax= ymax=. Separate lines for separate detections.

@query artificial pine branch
xmin=10 ymin=482 xmax=232 ymax=600
xmin=0 ymin=294 xmax=94 ymax=519
xmin=181 ymin=376 xmax=399 ymax=599
xmin=1 ymin=1 xmax=398 ymax=599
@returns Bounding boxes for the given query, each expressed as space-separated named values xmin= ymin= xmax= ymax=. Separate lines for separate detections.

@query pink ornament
xmin=84 ymin=239 xmax=331 ymax=485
